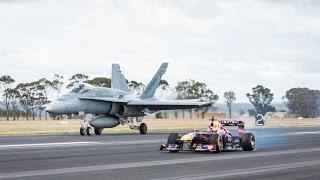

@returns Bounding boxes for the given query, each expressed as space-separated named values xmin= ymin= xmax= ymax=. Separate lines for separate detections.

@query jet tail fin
xmin=140 ymin=63 xmax=168 ymax=99
xmin=111 ymin=64 xmax=130 ymax=92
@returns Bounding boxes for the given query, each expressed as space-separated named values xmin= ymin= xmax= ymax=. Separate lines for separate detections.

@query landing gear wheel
xmin=209 ymin=134 xmax=224 ymax=153
xmin=86 ymin=127 xmax=92 ymax=136
xmin=80 ymin=127 xmax=85 ymax=136
xmin=139 ymin=123 xmax=147 ymax=134
xmin=94 ymin=128 xmax=103 ymax=135
xmin=241 ymin=132 xmax=255 ymax=151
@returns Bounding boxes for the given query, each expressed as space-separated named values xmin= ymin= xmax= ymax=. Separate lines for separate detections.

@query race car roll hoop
xmin=160 ymin=118 xmax=255 ymax=153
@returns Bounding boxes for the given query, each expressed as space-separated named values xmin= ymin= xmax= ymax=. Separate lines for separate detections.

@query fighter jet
xmin=45 ymin=63 xmax=211 ymax=136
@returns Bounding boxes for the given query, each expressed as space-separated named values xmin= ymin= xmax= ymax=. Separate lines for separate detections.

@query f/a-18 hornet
xmin=45 ymin=63 xmax=211 ymax=136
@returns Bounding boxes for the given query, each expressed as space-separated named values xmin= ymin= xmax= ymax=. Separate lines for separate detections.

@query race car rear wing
xmin=219 ymin=120 xmax=245 ymax=136
xmin=219 ymin=120 xmax=244 ymax=126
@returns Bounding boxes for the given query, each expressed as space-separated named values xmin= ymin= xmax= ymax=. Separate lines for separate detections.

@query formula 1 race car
xmin=160 ymin=120 xmax=255 ymax=153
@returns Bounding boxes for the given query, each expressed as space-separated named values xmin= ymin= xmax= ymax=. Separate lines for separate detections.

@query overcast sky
xmin=0 ymin=0 xmax=319 ymax=102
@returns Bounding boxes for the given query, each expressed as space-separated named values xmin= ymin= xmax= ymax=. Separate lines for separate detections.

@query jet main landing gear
xmin=139 ymin=123 xmax=147 ymax=134
xmin=94 ymin=128 xmax=103 ymax=135
xmin=78 ymin=113 xmax=148 ymax=136
xmin=120 ymin=117 xmax=148 ymax=135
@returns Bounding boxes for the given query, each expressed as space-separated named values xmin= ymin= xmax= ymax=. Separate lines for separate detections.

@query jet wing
xmin=79 ymin=97 xmax=128 ymax=103
xmin=127 ymin=99 xmax=212 ymax=110
xmin=78 ymin=97 xmax=211 ymax=110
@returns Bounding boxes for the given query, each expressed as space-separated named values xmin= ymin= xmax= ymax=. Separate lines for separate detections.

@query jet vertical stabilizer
xmin=140 ymin=63 xmax=168 ymax=99
xmin=112 ymin=64 xmax=130 ymax=92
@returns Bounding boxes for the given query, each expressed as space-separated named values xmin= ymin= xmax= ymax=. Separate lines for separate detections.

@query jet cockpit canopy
xmin=70 ymin=83 xmax=94 ymax=93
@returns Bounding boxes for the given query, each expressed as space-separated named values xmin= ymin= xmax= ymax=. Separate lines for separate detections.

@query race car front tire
xmin=209 ymin=134 xmax=224 ymax=153
xmin=241 ymin=132 xmax=255 ymax=151
xmin=167 ymin=133 xmax=179 ymax=144
xmin=167 ymin=133 xmax=180 ymax=153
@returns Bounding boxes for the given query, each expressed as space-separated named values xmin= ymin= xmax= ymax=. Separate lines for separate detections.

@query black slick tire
xmin=209 ymin=134 xmax=224 ymax=153
xmin=167 ymin=133 xmax=179 ymax=144
xmin=167 ymin=133 xmax=180 ymax=153
xmin=241 ymin=132 xmax=255 ymax=151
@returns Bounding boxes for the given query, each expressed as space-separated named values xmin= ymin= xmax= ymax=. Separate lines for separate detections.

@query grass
xmin=0 ymin=117 xmax=319 ymax=136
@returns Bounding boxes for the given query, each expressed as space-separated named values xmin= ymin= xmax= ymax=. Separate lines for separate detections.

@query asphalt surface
xmin=0 ymin=127 xmax=319 ymax=180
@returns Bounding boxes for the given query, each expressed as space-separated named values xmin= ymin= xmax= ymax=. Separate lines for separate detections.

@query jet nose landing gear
xmin=79 ymin=127 xmax=93 ymax=136
xmin=79 ymin=114 xmax=95 ymax=136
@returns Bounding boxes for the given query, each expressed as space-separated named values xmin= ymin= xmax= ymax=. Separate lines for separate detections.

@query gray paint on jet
xmin=44 ymin=63 xmax=211 ymax=130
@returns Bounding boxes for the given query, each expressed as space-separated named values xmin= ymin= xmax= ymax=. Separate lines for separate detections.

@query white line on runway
xmin=0 ymin=140 xmax=163 ymax=150
xmin=0 ymin=142 xmax=101 ymax=149
xmin=287 ymin=131 xmax=320 ymax=135
xmin=153 ymin=160 xmax=320 ymax=180
xmin=0 ymin=147 xmax=319 ymax=179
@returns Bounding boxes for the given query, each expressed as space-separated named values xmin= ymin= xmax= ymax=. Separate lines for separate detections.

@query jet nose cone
xmin=45 ymin=105 xmax=52 ymax=113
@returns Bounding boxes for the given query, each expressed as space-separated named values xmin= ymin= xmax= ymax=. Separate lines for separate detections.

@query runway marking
xmin=287 ymin=131 xmax=320 ymax=135
xmin=153 ymin=160 xmax=320 ymax=180
xmin=0 ymin=147 xmax=319 ymax=179
xmin=0 ymin=140 xmax=163 ymax=150
xmin=0 ymin=142 xmax=101 ymax=149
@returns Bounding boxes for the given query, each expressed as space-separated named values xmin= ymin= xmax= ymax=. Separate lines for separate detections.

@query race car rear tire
xmin=209 ymin=134 xmax=224 ymax=153
xmin=241 ymin=132 xmax=255 ymax=151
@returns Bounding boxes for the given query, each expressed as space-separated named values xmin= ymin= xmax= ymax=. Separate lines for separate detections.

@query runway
xmin=0 ymin=127 xmax=319 ymax=180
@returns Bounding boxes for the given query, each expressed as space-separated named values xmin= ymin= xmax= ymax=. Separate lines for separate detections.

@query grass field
xmin=0 ymin=117 xmax=319 ymax=136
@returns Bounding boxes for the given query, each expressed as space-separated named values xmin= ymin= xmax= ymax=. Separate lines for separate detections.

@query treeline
xmin=285 ymin=88 xmax=320 ymax=118
xmin=0 ymin=74 xmax=219 ymax=120
xmin=0 ymin=73 xmax=319 ymax=120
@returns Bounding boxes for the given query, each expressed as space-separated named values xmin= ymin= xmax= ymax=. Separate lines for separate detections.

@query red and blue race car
xmin=160 ymin=120 xmax=255 ymax=153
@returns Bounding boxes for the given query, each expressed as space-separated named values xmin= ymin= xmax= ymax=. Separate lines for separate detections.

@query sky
xmin=0 ymin=0 xmax=319 ymax=103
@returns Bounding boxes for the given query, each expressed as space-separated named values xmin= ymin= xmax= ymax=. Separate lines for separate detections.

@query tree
xmin=224 ymin=91 xmax=236 ymax=118
xmin=285 ymin=88 xmax=320 ymax=118
xmin=246 ymin=85 xmax=274 ymax=116
xmin=128 ymin=81 xmax=144 ymax=95
xmin=156 ymin=79 xmax=170 ymax=118
xmin=15 ymin=82 xmax=38 ymax=120
xmin=155 ymin=111 xmax=164 ymax=119
xmin=159 ymin=80 xmax=169 ymax=90
xmin=5 ymin=88 xmax=20 ymax=120
xmin=34 ymin=78 xmax=55 ymax=120
xmin=248 ymin=109 xmax=257 ymax=117
xmin=86 ymin=77 xmax=111 ymax=88
xmin=52 ymin=74 xmax=64 ymax=98
xmin=67 ymin=74 xmax=89 ymax=88
xmin=175 ymin=79 xmax=219 ymax=119
xmin=0 ymin=75 xmax=15 ymax=120
xmin=238 ymin=109 xmax=245 ymax=116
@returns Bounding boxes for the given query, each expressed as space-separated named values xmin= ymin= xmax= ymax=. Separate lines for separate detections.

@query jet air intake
xmin=117 ymin=105 xmax=144 ymax=117
xmin=89 ymin=116 xmax=120 ymax=128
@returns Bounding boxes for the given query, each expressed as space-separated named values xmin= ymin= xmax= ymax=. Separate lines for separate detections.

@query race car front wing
xmin=160 ymin=143 xmax=217 ymax=152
